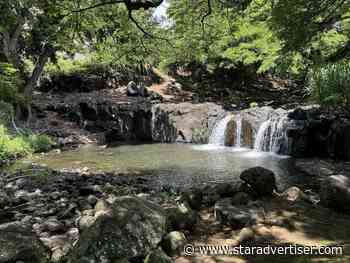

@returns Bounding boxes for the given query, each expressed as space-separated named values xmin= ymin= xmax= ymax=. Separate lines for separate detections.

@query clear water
xmin=16 ymin=144 xmax=301 ymax=190
xmin=208 ymin=115 xmax=233 ymax=145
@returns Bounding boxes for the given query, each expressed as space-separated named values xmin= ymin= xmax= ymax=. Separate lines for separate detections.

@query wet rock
xmin=144 ymin=248 xmax=173 ymax=263
xmin=40 ymin=234 xmax=72 ymax=263
xmin=68 ymin=196 xmax=167 ymax=263
xmin=236 ymin=227 xmax=256 ymax=245
xmin=87 ymin=195 xmax=98 ymax=206
xmin=138 ymin=83 xmax=149 ymax=97
xmin=202 ymin=182 xmax=244 ymax=205
xmin=0 ymin=193 xmax=9 ymax=209
xmin=94 ymin=199 xmax=111 ymax=217
xmin=127 ymin=81 xmax=139 ymax=96
xmin=231 ymin=192 xmax=252 ymax=206
xmin=280 ymin=187 xmax=304 ymax=202
xmin=0 ymin=221 xmax=50 ymax=263
xmin=214 ymin=199 xmax=261 ymax=229
xmin=161 ymin=231 xmax=187 ymax=257
xmin=320 ymin=175 xmax=350 ymax=212
xmin=180 ymin=189 xmax=203 ymax=210
xmin=78 ymin=215 xmax=96 ymax=231
xmin=240 ymin=167 xmax=277 ymax=197
xmin=166 ymin=202 xmax=197 ymax=231
xmin=44 ymin=218 xmax=65 ymax=233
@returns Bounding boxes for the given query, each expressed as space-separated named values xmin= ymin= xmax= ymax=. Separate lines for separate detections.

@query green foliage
xmin=270 ymin=0 xmax=350 ymax=52
xmin=0 ymin=123 xmax=54 ymax=161
xmin=0 ymin=63 xmax=24 ymax=105
xmin=308 ymin=62 xmax=350 ymax=106
xmin=0 ymin=125 xmax=31 ymax=160
xmin=0 ymin=101 xmax=14 ymax=126
xmin=24 ymin=134 xmax=54 ymax=153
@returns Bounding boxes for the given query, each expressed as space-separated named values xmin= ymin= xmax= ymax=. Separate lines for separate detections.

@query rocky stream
xmin=2 ymin=78 xmax=350 ymax=263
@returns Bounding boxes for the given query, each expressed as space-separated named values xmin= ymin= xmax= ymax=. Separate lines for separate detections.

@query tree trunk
xmin=24 ymin=47 xmax=52 ymax=123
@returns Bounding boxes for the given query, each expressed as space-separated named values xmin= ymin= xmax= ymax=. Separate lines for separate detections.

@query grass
xmin=0 ymin=125 xmax=54 ymax=162
xmin=308 ymin=62 xmax=350 ymax=107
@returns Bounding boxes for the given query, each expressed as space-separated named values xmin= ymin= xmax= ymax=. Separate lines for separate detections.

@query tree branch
xmin=201 ymin=0 xmax=212 ymax=32
xmin=128 ymin=9 xmax=174 ymax=46
xmin=71 ymin=0 xmax=124 ymax=13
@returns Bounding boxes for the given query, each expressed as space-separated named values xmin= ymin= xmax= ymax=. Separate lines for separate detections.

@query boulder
xmin=151 ymin=103 xmax=225 ymax=143
xmin=180 ymin=189 xmax=203 ymax=210
xmin=280 ymin=187 xmax=304 ymax=202
xmin=166 ymin=202 xmax=197 ymax=231
xmin=0 ymin=222 xmax=49 ymax=263
xmin=231 ymin=192 xmax=252 ymax=206
xmin=161 ymin=231 xmax=187 ymax=257
xmin=214 ymin=199 xmax=262 ymax=229
xmin=240 ymin=167 xmax=277 ymax=197
xmin=138 ymin=83 xmax=149 ymax=97
xmin=126 ymin=81 xmax=139 ymax=96
xmin=320 ymin=175 xmax=350 ymax=212
xmin=202 ymin=182 xmax=244 ymax=205
xmin=68 ymin=196 xmax=167 ymax=263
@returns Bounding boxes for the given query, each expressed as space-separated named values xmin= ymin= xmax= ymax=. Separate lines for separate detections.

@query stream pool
xmin=12 ymin=143 xmax=304 ymax=190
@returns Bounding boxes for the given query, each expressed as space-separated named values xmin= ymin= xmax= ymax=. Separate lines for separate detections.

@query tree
xmin=0 ymin=0 xmax=163 ymax=120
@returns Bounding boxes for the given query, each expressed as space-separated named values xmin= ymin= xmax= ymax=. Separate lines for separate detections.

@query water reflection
xmin=12 ymin=144 xmax=301 ymax=190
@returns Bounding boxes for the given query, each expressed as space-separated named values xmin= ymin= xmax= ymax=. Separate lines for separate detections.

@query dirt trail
xmin=149 ymin=68 xmax=193 ymax=102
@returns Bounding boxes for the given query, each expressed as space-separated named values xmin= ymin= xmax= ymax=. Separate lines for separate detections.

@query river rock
xmin=231 ymin=192 xmax=252 ymax=206
xmin=214 ymin=199 xmax=261 ymax=229
xmin=161 ymin=231 xmax=187 ymax=257
xmin=320 ymin=175 xmax=350 ymax=212
xmin=138 ymin=83 xmax=149 ymax=97
xmin=0 ymin=221 xmax=49 ymax=263
xmin=43 ymin=218 xmax=65 ymax=233
xmin=280 ymin=186 xmax=304 ymax=202
xmin=180 ymin=189 xmax=203 ymax=210
xmin=202 ymin=182 xmax=244 ymax=205
xmin=240 ymin=167 xmax=277 ymax=197
xmin=126 ymin=81 xmax=139 ymax=96
xmin=0 ymin=193 xmax=9 ymax=209
xmin=67 ymin=196 xmax=167 ymax=263
xmin=145 ymin=248 xmax=173 ymax=263
xmin=166 ymin=202 xmax=197 ymax=231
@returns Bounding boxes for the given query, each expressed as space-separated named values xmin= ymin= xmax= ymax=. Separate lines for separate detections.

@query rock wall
xmin=151 ymin=103 xmax=225 ymax=143
xmin=287 ymin=106 xmax=350 ymax=160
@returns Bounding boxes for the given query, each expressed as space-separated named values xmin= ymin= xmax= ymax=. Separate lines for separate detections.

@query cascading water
xmin=208 ymin=115 xmax=233 ymax=145
xmin=235 ymin=114 xmax=242 ymax=148
xmin=209 ymin=114 xmax=244 ymax=148
xmin=254 ymin=115 xmax=289 ymax=154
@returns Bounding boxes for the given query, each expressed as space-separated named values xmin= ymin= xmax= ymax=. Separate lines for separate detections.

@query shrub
xmin=0 ymin=125 xmax=32 ymax=160
xmin=0 ymin=124 xmax=54 ymax=162
xmin=0 ymin=63 xmax=24 ymax=106
xmin=24 ymin=134 xmax=54 ymax=153
xmin=308 ymin=62 xmax=350 ymax=107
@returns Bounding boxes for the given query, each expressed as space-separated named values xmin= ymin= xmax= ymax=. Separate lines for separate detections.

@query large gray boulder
xmin=240 ymin=167 xmax=277 ymax=197
xmin=0 ymin=222 xmax=49 ymax=263
xmin=151 ymin=103 xmax=225 ymax=143
xmin=68 ymin=196 xmax=167 ymax=263
xmin=126 ymin=81 xmax=139 ymax=96
xmin=214 ymin=199 xmax=262 ymax=229
xmin=320 ymin=175 xmax=350 ymax=212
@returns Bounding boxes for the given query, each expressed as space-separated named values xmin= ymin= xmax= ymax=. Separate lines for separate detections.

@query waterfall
xmin=208 ymin=115 xmax=233 ymax=145
xmin=235 ymin=114 xmax=242 ymax=148
xmin=254 ymin=116 xmax=289 ymax=154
